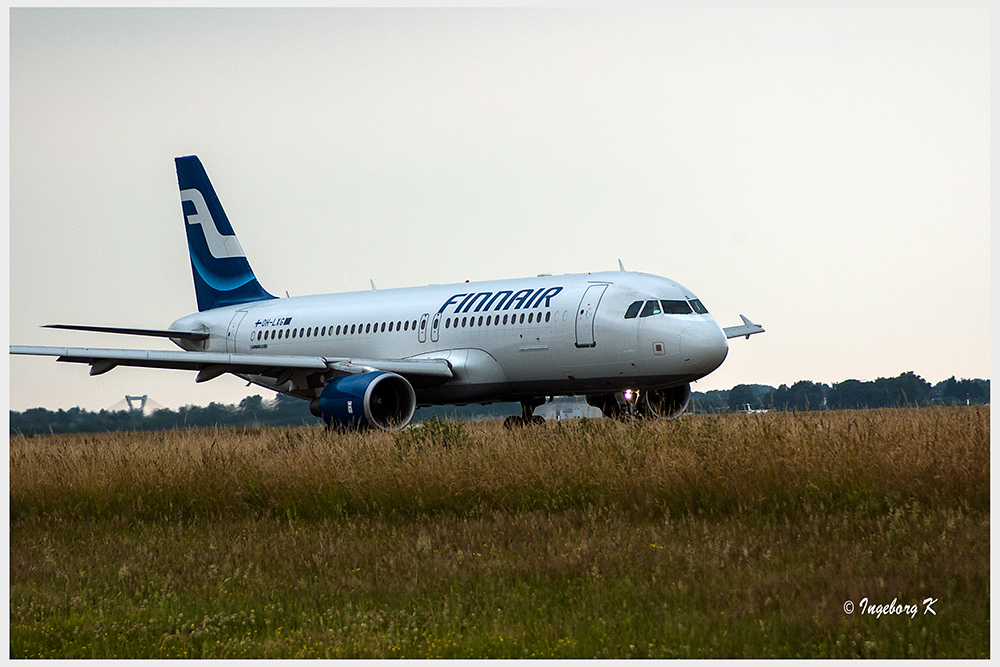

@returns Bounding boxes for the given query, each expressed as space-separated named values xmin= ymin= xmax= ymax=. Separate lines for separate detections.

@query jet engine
xmin=638 ymin=383 xmax=691 ymax=420
xmin=586 ymin=383 xmax=691 ymax=421
xmin=310 ymin=371 xmax=416 ymax=430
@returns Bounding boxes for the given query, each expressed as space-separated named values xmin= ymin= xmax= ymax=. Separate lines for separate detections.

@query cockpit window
xmin=628 ymin=298 xmax=708 ymax=319
xmin=640 ymin=300 xmax=662 ymax=317
xmin=661 ymin=300 xmax=693 ymax=315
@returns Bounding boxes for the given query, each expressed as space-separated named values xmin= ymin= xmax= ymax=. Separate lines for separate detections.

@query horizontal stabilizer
xmin=43 ymin=324 xmax=209 ymax=340
xmin=723 ymin=314 xmax=765 ymax=340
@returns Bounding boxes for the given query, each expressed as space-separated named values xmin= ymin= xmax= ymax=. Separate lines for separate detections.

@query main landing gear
xmin=503 ymin=397 xmax=546 ymax=428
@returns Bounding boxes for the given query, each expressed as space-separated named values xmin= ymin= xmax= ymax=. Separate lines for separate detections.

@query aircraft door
xmin=431 ymin=313 xmax=441 ymax=343
xmin=418 ymin=313 xmax=430 ymax=343
xmin=575 ymin=284 xmax=608 ymax=348
xmin=227 ymin=310 xmax=248 ymax=353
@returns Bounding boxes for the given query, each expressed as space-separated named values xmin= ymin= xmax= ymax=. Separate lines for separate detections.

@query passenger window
xmin=661 ymin=300 xmax=693 ymax=315
xmin=624 ymin=301 xmax=643 ymax=319
xmin=690 ymin=299 xmax=709 ymax=314
xmin=640 ymin=300 xmax=662 ymax=317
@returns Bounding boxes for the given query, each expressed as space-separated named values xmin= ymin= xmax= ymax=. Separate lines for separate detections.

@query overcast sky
xmin=7 ymin=7 xmax=991 ymax=412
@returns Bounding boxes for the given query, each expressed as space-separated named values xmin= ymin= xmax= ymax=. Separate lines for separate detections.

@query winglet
xmin=723 ymin=315 xmax=765 ymax=340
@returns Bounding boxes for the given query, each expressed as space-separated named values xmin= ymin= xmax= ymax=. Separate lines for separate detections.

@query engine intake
xmin=639 ymin=384 xmax=691 ymax=420
xmin=310 ymin=371 xmax=416 ymax=430
xmin=586 ymin=383 xmax=691 ymax=421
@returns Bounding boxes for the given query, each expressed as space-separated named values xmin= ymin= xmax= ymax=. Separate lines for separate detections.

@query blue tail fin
xmin=175 ymin=155 xmax=276 ymax=312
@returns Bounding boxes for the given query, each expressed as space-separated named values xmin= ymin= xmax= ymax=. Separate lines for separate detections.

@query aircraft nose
xmin=680 ymin=321 xmax=729 ymax=376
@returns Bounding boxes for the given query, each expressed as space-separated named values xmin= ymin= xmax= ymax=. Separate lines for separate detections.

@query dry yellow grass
xmin=11 ymin=407 xmax=988 ymax=521
xmin=10 ymin=407 xmax=989 ymax=658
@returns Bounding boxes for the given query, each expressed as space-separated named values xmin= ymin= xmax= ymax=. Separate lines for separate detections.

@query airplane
xmin=11 ymin=156 xmax=764 ymax=430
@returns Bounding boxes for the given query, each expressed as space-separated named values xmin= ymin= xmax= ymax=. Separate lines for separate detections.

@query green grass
xmin=10 ymin=408 xmax=989 ymax=658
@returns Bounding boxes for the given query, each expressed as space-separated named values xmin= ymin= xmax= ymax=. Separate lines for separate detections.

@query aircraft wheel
xmin=503 ymin=415 xmax=525 ymax=429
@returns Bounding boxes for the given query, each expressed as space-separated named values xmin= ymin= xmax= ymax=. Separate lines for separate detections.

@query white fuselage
xmin=171 ymin=271 xmax=729 ymax=406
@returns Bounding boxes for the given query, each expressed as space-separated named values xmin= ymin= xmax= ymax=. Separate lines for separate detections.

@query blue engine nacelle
xmin=309 ymin=371 xmax=417 ymax=430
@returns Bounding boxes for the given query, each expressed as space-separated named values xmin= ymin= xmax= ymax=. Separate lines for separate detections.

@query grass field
xmin=10 ymin=407 xmax=989 ymax=658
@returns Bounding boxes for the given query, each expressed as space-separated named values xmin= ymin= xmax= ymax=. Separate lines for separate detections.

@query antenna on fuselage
xmin=618 ymin=259 xmax=626 ymax=272
xmin=370 ymin=279 xmax=377 ymax=290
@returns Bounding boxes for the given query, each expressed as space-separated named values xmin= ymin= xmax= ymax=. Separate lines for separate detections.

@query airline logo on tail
xmin=180 ymin=188 xmax=246 ymax=260
xmin=175 ymin=155 xmax=276 ymax=312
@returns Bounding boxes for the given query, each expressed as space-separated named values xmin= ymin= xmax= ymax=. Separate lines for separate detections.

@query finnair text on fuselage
xmin=437 ymin=286 xmax=564 ymax=315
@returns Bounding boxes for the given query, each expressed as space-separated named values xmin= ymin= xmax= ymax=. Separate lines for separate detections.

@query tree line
xmin=10 ymin=394 xmax=315 ymax=436
xmin=9 ymin=372 xmax=989 ymax=435
xmin=691 ymin=373 xmax=989 ymax=414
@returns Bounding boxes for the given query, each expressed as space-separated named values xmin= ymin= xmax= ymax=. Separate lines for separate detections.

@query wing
xmin=723 ymin=314 xmax=765 ymax=340
xmin=10 ymin=345 xmax=453 ymax=388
